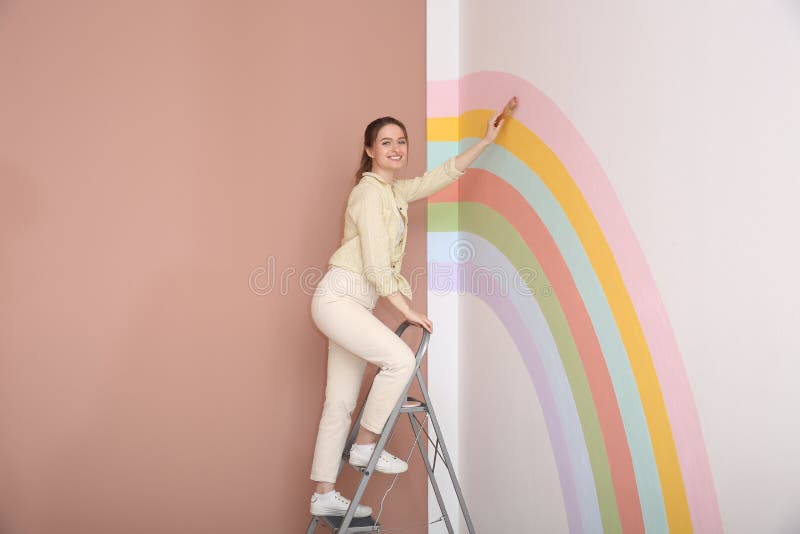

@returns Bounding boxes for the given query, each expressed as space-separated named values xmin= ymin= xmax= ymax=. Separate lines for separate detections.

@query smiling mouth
xmin=388 ymin=155 xmax=402 ymax=161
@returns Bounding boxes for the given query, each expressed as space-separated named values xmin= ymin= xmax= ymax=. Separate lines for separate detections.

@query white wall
xmin=459 ymin=294 xmax=568 ymax=533
xmin=427 ymin=2 xmax=463 ymax=531
xmin=457 ymin=1 xmax=800 ymax=532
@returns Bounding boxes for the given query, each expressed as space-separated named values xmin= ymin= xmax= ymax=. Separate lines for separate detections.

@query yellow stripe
xmin=428 ymin=117 xmax=460 ymax=142
xmin=429 ymin=110 xmax=693 ymax=533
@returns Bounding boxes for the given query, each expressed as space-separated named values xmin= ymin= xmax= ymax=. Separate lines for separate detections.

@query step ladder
xmin=306 ymin=321 xmax=476 ymax=534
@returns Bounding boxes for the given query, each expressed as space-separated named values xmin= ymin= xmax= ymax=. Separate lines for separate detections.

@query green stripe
xmin=429 ymin=201 xmax=621 ymax=533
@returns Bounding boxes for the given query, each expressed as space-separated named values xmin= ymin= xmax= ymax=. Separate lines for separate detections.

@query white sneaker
xmin=310 ymin=491 xmax=372 ymax=518
xmin=349 ymin=443 xmax=409 ymax=474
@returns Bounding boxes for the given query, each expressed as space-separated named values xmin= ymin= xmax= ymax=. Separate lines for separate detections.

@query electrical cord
xmin=350 ymin=414 xmax=459 ymax=532
xmin=374 ymin=413 xmax=429 ymax=523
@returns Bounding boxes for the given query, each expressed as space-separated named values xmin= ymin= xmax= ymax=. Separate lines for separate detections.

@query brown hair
xmin=355 ymin=116 xmax=408 ymax=183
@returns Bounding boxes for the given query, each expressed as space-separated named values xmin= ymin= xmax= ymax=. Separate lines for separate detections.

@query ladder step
xmin=319 ymin=515 xmax=381 ymax=532
xmin=402 ymin=396 xmax=423 ymax=407
xmin=400 ymin=396 xmax=426 ymax=413
xmin=399 ymin=403 xmax=427 ymax=413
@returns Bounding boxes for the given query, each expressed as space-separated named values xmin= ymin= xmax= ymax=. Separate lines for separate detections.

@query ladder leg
xmin=339 ymin=329 xmax=427 ymax=532
xmin=407 ymin=413 xmax=455 ymax=534
xmin=338 ymin=382 xmax=407 ymax=532
xmin=305 ymin=515 xmax=320 ymax=534
xmin=417 ymin=369 xmax=477 ymax=534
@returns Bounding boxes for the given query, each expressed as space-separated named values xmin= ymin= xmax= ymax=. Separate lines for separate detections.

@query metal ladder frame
xmin=306 ymin=321 xmax=476 ymax=533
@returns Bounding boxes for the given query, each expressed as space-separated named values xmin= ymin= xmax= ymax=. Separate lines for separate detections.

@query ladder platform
xmin=400 ymin=396 xmax=426 ymax=413
xmin=319 ymin=515 xmax=381 ymax=532
xmin=399 ymin=403 xmax=427 ymax=413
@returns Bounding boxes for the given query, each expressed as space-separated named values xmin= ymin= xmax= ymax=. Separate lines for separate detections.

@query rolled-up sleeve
xmin=393 ymin=157 xmax=465 ymax=203
xmin=351 ymin=184 xmax=401 ymax=297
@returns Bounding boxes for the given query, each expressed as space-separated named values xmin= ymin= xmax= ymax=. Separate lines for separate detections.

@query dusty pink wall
xmin=0 ymin=2 xmax=429 ymax=532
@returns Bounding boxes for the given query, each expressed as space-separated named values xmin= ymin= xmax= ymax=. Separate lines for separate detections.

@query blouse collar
xmin=361 ymin=171 xmax=394 ymax=186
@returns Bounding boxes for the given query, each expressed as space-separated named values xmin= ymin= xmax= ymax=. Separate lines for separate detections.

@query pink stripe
xmin=427 ymin=82 xmax=459 ymax=117
xmin=428 ymin=71 xmax=722 ymax=533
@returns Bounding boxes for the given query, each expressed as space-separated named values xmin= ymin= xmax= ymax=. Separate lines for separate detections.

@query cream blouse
xmin=327 ymin=157 xmax=465 ymax=299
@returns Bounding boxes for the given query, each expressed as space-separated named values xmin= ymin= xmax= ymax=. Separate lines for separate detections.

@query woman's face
xmin=366 ymin=124 xmax=408 ymax=175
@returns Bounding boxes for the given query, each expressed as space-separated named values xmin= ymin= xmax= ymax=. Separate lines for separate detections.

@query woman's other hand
xmin=403 ymin=308 xmax=433 ymax=334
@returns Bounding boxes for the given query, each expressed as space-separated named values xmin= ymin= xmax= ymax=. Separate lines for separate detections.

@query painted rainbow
xmin=426 ymin=71 xmax=722 ymax=534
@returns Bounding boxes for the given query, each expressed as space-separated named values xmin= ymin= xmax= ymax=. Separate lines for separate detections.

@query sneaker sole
xmin=310 ymin=504 xmax=372 ymax=518
xmin=348 ymin=460 xmax=409 ymax=474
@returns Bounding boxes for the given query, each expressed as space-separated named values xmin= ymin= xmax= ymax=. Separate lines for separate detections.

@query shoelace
xmin=375 ymin=413 xmax=429 ymax=524
xmin=355 ymin=447 xmax=401 ymax=464
xmin=381 ymin=451 xmax=399 ymax=461
xmin=334 ymin=492 xmax=365 ymax=510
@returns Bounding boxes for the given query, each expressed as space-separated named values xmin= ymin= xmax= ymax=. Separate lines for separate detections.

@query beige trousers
xmin=309 ymin=267 xmax=415 ymax=483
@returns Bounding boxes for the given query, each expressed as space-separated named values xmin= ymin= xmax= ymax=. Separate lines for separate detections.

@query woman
xmin=309 ymin=106 xmax=509 ymax=517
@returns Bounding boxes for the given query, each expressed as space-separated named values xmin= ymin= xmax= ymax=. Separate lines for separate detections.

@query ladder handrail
xmin=394 ymin=320 xmax=431 ymax=362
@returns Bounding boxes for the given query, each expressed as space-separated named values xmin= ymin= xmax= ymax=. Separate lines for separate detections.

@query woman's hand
xmin=455 ymin=97 xmax=518 ymax=171
xmin=403 ymin=308 xmax=433 ymax=334
xmin=384 ymin=292 xmax=433 ymax=333
xmin=483 ymin=96 xmax=517 ymax=144
xmin=483 ymin=111 xmax=505 ymax=144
